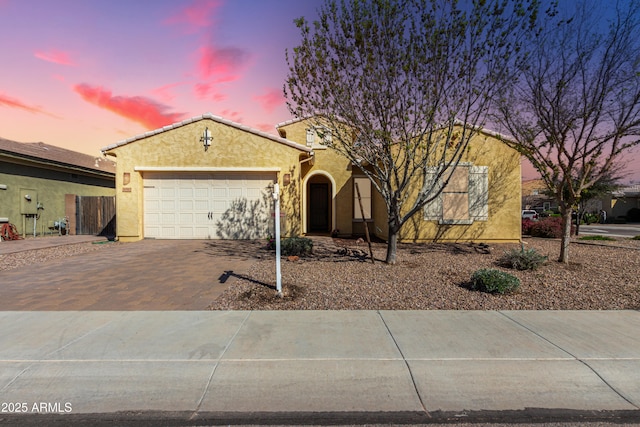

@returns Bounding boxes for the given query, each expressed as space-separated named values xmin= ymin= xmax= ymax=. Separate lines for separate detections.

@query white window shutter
xmin=423 ymin=167 xmax=442 ymax=220
xmin=469 ymin=166 xmax=488 ymax=221
xmin=306 ymin=128 xmax=315 ymax=147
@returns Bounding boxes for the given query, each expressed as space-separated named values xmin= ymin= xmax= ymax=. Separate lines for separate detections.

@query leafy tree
xmin=285 ymin=0 xmax=539 ymax=264
xmin=574 ymin=173 xmax=622 ymax=234
xmin=493 ymin=1 xmax=640 ymax=263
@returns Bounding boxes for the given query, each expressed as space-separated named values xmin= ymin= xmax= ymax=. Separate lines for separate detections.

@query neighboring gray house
xmin=0 ymin=137 xmax=116 ymax=238
xmin=601 ymin=184 xmax=640 ymax=223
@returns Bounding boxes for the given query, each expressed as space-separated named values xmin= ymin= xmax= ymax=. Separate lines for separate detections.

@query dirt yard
xmin=210 ymin=237 xmax=640 ymax=310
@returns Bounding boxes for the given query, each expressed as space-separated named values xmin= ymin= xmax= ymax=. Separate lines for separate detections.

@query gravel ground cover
xmin=2 ymin=237 xmax=638 ymax=311
xmin=0 ymin=241 xmax=121 ymax=271
xmin=211 ymin=237 xmax=640 ymax=310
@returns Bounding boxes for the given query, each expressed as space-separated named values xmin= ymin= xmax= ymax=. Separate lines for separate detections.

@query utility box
xmin=20 ymin=189 xmax=38 ymax=215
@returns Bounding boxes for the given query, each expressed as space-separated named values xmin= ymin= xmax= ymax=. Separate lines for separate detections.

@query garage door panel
xmin=211 ymin=200 xmax=227 ymax=213
xmin=229 ymin=188 xmax=243 ymax=198
xmin=194 ymin=199 xmax=208 ymax=210
xmin=161 ymin=200 xmax=176 ymax=211
xmin=161 ymin=211 xmax=175 ymax=220
xmin=179 ymin=200 xmax=194 ymax=211
xmin=194 ymin=188 xmax=208 ymax=198
xmin=144 ymin=172 xmax=274 ymax=239
xmin=212 ymin=188 xmax=227 ymax=198
xmin=161 ymin=188 xmax=176 ymax=198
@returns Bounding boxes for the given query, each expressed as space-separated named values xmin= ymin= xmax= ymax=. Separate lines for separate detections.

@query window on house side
xmin=423 ymin=164 xmax=488 ymax=224
xmin=306 ymin=127 xmax=331 ymax=149
xmin=353 ymin=177 xmax=372 ymax=220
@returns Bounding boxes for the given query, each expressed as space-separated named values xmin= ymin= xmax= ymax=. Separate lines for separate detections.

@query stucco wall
xmin=277 ymin=119 xmax=355 ymax=235
xmin=400 ymin=132 xmax=521 ymax=243
xmin=279 ymin=120 xmax=520 ymax=243
xmin=0 ymin=161 xmax=114 ymax=236
xmin=105 ymin=118 xmax=307 ymax=241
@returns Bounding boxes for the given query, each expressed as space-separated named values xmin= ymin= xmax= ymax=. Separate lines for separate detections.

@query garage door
xmin=143 ymin=172 xmax=275 ymax=239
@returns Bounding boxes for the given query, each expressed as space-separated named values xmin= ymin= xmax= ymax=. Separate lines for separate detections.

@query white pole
xmin=273 ymin=183 xmax=282 ymax=296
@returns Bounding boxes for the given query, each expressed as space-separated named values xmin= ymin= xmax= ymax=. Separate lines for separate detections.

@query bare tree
xmin=285 ymin=0 xmax=538 ymax=264
xmin=494 ymin=1 xmax=640 ymax=263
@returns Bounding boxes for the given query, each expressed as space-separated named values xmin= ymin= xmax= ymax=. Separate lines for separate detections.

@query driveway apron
xmin=0 ymin=239 xmax=263 ymax=310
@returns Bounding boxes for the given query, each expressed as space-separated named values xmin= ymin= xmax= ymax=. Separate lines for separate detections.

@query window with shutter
xmin=306 ymin=127 xmax=331 ymax=149
xmin=423 ymin=164 xmax=489 ymax=224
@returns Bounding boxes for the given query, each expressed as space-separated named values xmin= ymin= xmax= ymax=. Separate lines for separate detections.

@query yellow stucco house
xmin=102 ymin=113 xmax=521 ymax=243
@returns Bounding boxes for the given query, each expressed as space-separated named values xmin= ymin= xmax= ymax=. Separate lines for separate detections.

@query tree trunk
xmin=385 ymin=230 xmax=398 ymax=265
xmin=558 ymin=208 xmax=573 ymax=264
xmin=385 ymin=201 xmax=401 ymax=265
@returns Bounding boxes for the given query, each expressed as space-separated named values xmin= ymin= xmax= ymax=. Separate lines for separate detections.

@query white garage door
xmin=143 ymin=172 xmax=275 ymax=239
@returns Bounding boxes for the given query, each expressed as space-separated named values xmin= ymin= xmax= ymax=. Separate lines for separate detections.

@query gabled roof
xmin=102 ymin=112 xmax=312 ymax=153
xmin=0 ymin=137 xmax=116 ymax=176
xmin=276 ymin=115 xmax=517 ymax=145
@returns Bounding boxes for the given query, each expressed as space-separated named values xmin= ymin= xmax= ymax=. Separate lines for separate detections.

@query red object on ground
xmin=0 ymin=223 xmax=22 ymax=241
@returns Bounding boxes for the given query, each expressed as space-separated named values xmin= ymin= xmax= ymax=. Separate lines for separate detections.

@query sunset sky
xmin=0 ymin=0 xmax=321 ymax=154
xmin=1 ymin=0 xmax=639 ymax=182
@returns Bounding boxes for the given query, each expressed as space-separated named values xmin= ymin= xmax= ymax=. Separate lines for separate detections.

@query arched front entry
xmin=303 ymin=172 xmax=335 ymax=234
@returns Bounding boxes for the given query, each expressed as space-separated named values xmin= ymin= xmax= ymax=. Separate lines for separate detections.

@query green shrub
xmin=498 ymin=247 xmax=547 ymax=270
xmin=579 ymin=235 xmax=616 ymax=241
xmin=632 ymin=235 xmax=640 ymax=240
xmin=583 ymin=213 xmax=599 ymax=224
xmin=281 ymin=237 xmax=313 ymax=256
xmin=470 ymin=269 xmax=520 ymax=294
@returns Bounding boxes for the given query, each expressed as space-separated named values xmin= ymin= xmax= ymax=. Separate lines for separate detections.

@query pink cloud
xmin=73 ymin=84 xmax=185 ymax=129
xmin=34 ymin=49 xmax=76 ymax=66
xmin=194 ymin=82 xmax=227 ymax=101
xmin=198 ymin=44 xmax=249 ymax=82
xmin=220 ymin=109 xmax=243 ymax=123
xmin=253 ymin=88 xmax=284 ymax=113
xmin=152 ymin=82 xmax=185 ymax=103
xmin=0 ymin=92 xmax=48 ymax=115
xmin=164 ymin=0 xmax=221 ymax=33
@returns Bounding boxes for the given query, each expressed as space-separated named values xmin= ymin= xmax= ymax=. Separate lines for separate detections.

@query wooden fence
xmin=75 ymin=196 xmax=116 ymax=236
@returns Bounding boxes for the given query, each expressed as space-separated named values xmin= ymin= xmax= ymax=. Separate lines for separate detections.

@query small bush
xmin=281 ymin=237 xmax=313 ymax=257
xmin=579 ymin=235 xmax=616 ymax=241
xmin=266 ymin=236 xmax=314 ymax=256
xmin=632 ymin=235 xmax=640 ymax=240
xmin=470 ymin=269 xmax=521 ymax=294
xmin=583 ymin=213 xmax=599 ymax=225
xmin=529 ymin=217 xmax=575 ymax=238
xmin=498 ymin=247 xmax=547 ymax=270
xmin=521 ymin=218 xmax=535 ymax=235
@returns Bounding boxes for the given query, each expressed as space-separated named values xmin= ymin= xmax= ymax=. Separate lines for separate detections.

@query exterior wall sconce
xmin=201 ymin=127 xmax=213 ymax=151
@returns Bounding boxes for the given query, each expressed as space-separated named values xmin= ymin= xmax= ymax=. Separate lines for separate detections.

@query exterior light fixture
xmin=201 ymin=127 xmax=213 ymax=151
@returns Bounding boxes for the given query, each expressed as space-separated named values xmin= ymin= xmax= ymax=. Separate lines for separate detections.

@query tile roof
xmin=101 ymin=112 xmax=312 ymax=153
xmin=0 ymin=137 xmax=116 ymax=175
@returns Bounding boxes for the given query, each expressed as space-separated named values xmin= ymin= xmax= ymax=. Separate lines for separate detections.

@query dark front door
xmin=309 ymin=183 xmax=330 ymax=232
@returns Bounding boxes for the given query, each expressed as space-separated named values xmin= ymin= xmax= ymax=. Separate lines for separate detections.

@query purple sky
xmin=0 ymin=0 xmax=322 ymax=155
xmin=0 ymin=0 xmax=638 ymax=182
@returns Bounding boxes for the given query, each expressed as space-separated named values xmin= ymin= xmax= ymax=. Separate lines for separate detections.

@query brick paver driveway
xmin=0 ymin=239 xmax=266 ymax=310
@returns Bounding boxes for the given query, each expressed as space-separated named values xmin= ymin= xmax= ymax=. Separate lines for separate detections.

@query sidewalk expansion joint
xmin=376 ymin=310 xmax=431 ymax=418
xmin=190 ymin=310 xmax=251 ymax=420
xmin=498 ymin=311 xmax=640 ymax=410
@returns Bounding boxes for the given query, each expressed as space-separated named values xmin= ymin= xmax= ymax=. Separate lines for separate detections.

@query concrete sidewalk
xmin=0 ymin=310 xmax=639 ymax=425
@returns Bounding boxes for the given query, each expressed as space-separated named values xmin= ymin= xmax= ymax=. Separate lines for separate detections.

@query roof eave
xmin=102 ymin=113 xmax=312 ymax=154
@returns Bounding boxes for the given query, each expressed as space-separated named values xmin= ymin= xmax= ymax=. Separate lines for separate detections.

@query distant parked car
xmin=522 ymin=210 xmax=538 ymax=220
